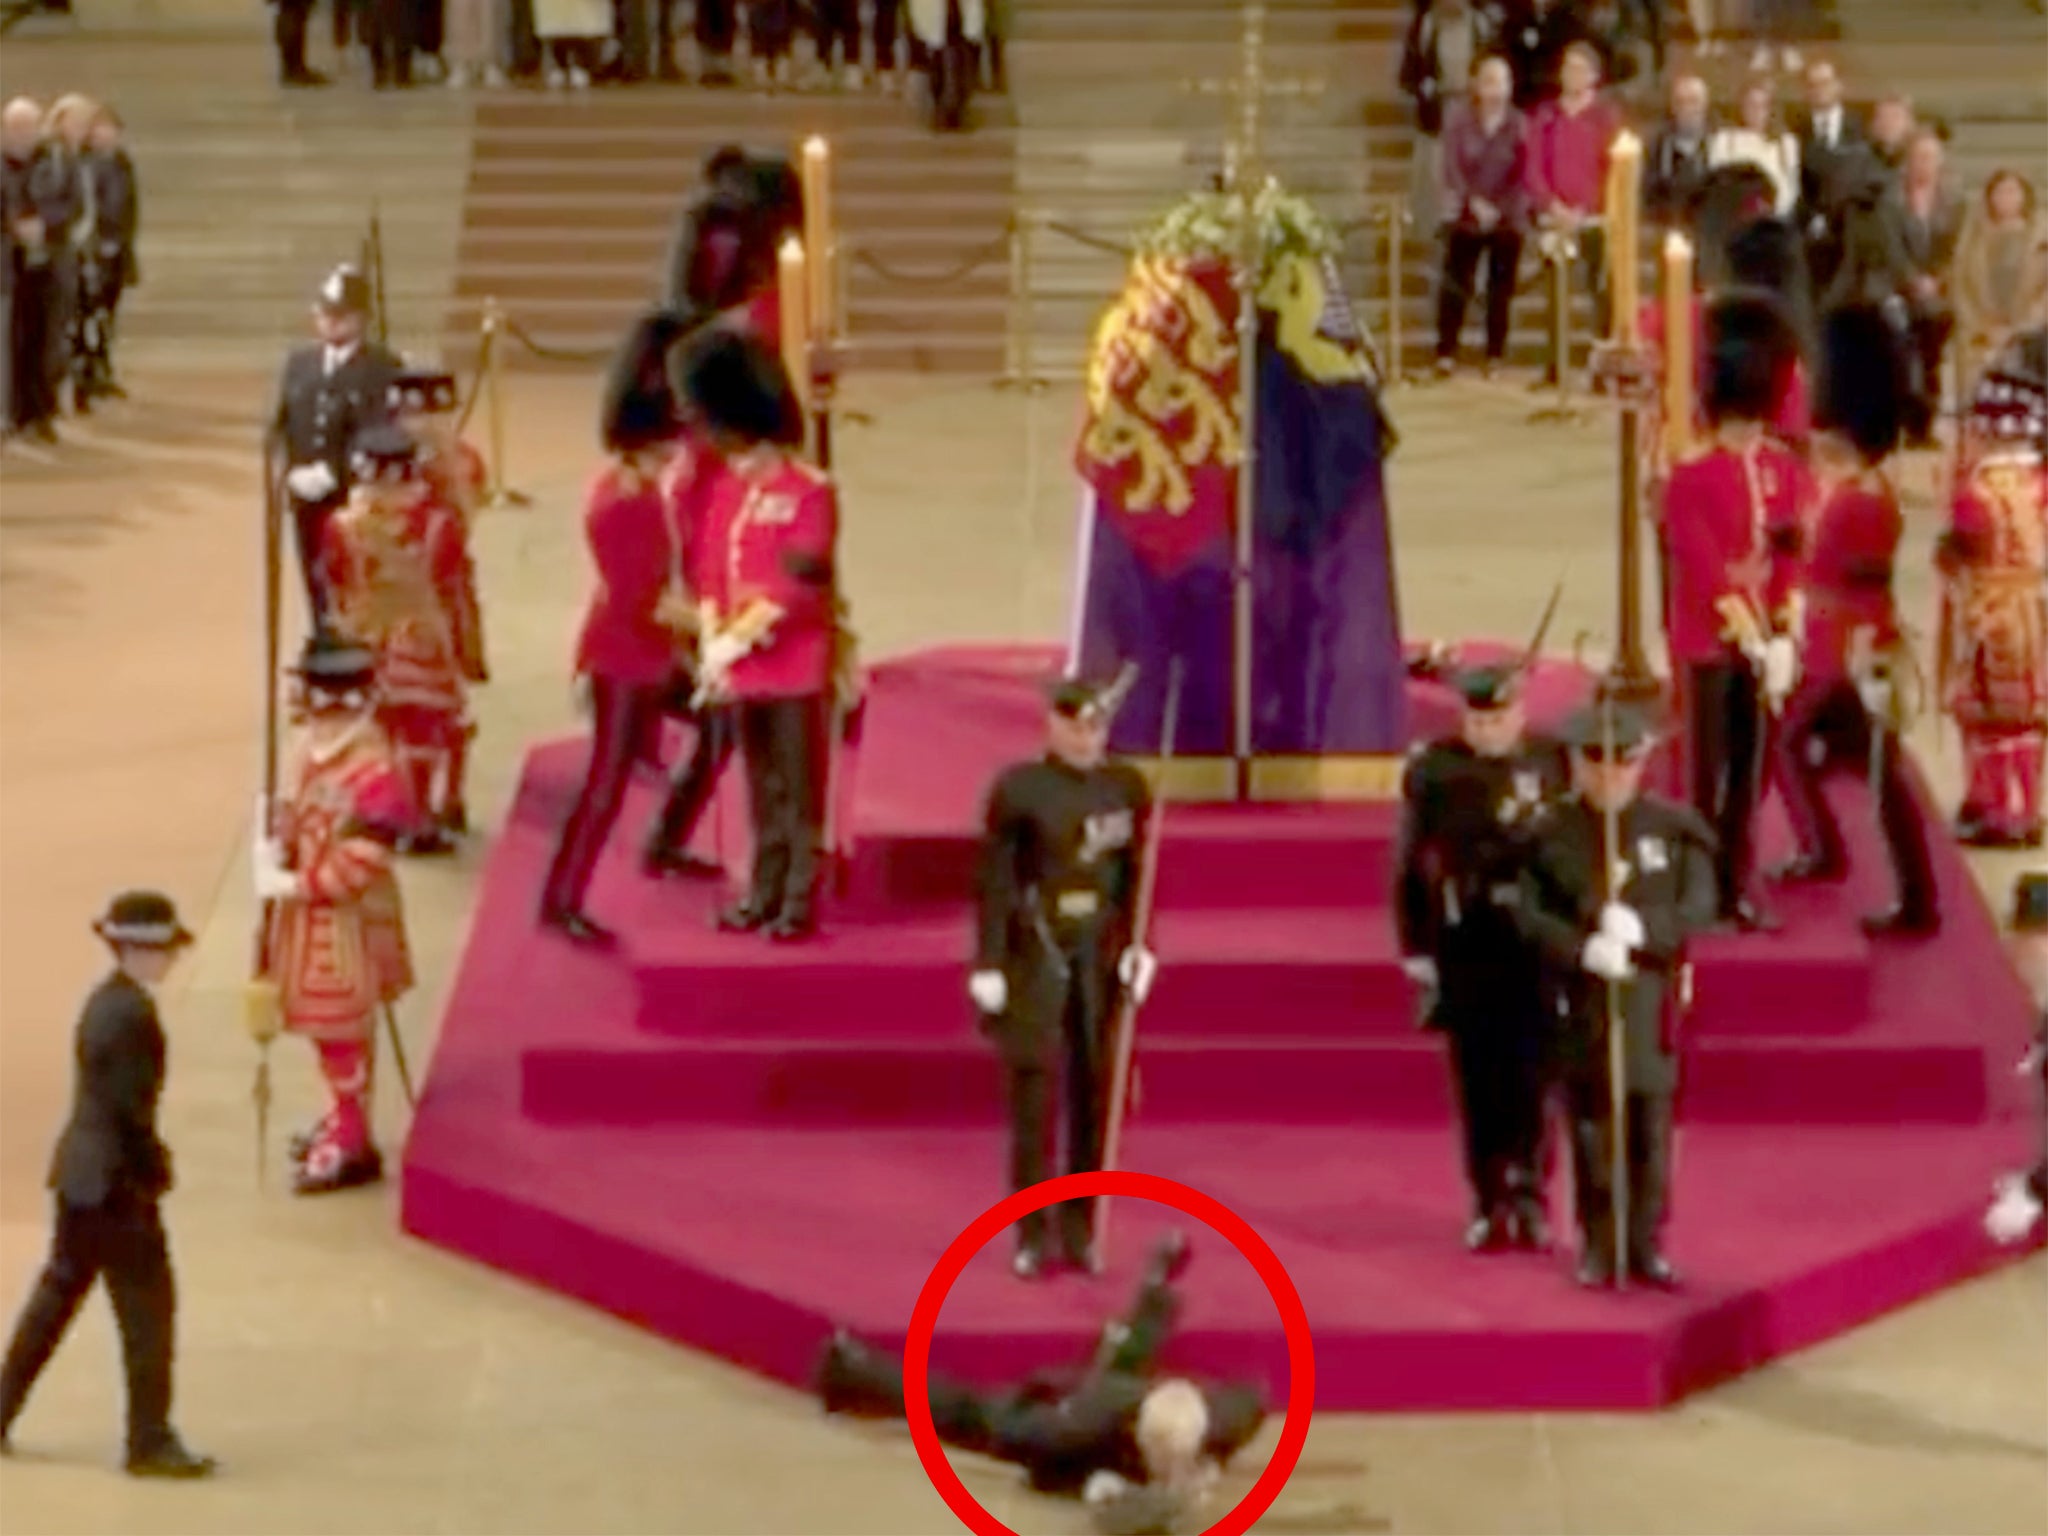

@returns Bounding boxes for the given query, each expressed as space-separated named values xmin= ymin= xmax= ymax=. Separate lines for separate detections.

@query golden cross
xmin=1184 ymin=2 xmax=1324 ymax=210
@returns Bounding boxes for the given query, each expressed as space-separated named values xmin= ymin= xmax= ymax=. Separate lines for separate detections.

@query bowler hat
xmin=92 ymin=890 xmax=194 ymax=950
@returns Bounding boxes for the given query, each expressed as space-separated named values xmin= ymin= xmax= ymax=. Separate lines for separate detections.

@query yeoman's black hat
xmin=92 ymin=890 xmax=194 ymax=950
xmin=350 ymin=420 xmax=418 ymax=479
xmin=293 ymin=629 xmax=379 ymax=694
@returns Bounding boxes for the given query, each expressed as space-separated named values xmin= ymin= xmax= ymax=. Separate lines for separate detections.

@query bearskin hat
xmin=1815 ymin=304 xmax=1907 ymax=463
xmin=675 ymin=326 xmax=803 ymax=448
xmin=601 ymin=308 xmax=689 ymax=452
xmin=1703 ymin=291 xmax=1800 ymax=426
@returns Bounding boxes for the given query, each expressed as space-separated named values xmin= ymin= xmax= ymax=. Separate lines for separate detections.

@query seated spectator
xmin=1953 ymin=170 xmax=2047 ymax=400
xmin=1525 ymin=40 xmax=1620 ymax=380
xmin=1434 ymin=56 xmax=1528 ymax=377
xmin=1789 ymin=58 xmax=1862 ymax=290
xmin=1887 ymin=130 xmax=1964 ymax=442
xmin=534 ymin=0 xmax=612 ymax=87
xmin=1708 ymin=78 xmax=1799 ymax=219
xmin=77 ymin=104 xmax=136 ymax=405
xmin=1646 ymin=72 xmax=1713 ymax=229
xmin=1400 ymin=0 xmax=1499 ymax=234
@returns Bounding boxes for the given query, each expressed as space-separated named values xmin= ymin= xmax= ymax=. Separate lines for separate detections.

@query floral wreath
xmin=1136 ymin=179 xmax=1339 ymax=278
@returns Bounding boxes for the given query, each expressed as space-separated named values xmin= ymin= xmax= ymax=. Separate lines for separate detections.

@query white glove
xmin=1857 ymin=670 xmax=1892 ymax=718
xmin=1582 ymin=931 xmax=1635 ymax=981
xmin=700 ymin=629 xmax=748 ymax=679
xmin=285 ymin=462 xmax=338 ymax=501
xmin=1984 ymin=1174 xmax=2044 ymax=1245
xmin=1117 ymin=946 xmax=1159 ymax=1006
xmin=1401 ymin=955 xmax=1439 ymax=990
xmin=1599 ymin=903 xmax=1646 ymax=951
xmin=1762 ymin=635 xmax=1798 ymax=708
xmin=1083 ymin=1470 xmax=1132 ymax=1507
xmin=252 ymin=837 xmax=302 ymax=902
xmin=967 ymin=969 xmax=1008 ymax=1015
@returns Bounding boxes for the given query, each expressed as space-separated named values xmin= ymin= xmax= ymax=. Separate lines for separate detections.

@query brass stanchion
xmin=1530 ymin=232 xmax=1587 ymax=424
xmin=996 ymin=212 xmax=1046 ymax=393
xmin=1381 ymin=197 xmax=1407 ymax=387
xmin=479 ymin=297 xmax=531 ymax=510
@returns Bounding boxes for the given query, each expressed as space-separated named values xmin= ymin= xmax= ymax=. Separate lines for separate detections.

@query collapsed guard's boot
xmin=816 ymin=1331 xmax=903 ymax=1418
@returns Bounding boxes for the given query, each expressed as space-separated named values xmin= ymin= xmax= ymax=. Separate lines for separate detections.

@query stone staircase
xmin=0 ymin=32 xmax=471 ymax=371
xmin=446 ymin=92 xmax=1017 ymax=374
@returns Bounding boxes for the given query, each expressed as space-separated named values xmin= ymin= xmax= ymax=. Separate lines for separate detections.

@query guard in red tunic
xmin=677 ymin=328 xmax=836 ymax=942
xmin=318 ymin=423 xmax=477 ymax=853
xmin=253 ymin=633 xmax=417 ymax=1194
xmin=1662 ymin=293 xmax=1811 ymax=930
xmin=1771 ymin=305 xmax=1940 ymax=938
xmin=537 ymin=363 xmax=692 ymax=946
xmin=1937 ymin=370 xmax=2048 ymax=847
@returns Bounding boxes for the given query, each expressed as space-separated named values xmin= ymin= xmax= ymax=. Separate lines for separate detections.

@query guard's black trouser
xmin=736 ymin=694 xmax=825 ymax=918
xmin=1684 ymin=656 xmax=1765 ymax=917
xmin=1563 ymin=1073 xmax=1672 ymax=1269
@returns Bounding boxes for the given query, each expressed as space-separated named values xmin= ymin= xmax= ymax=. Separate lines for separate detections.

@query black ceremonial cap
xmin=1453 ymin=664 xmax=1521 ymax=709
xmin=390 ymin=369 xmax=458 ymax=415
xmin=315 ymin=264 xmax=372 ymax=315
xmin=676 ymin=326 xmax=802 ymax=447
xmin=92 ymin=890 xmax=194 ymax=949
xmin=1704 ymin=291 xmax=1798 ymax=425
xmin=293 ymin=629 xmax=379 ymax=691
xmin=350 ymin=420 xmax=418 ymax=474
xmin=1816 ymin=304 xmax=1907 ymax=463
xmin=1043 ymin=676 xmax=1111 ymax=720
xmin=1561 ymin=700 xmax=1658 ymax=755
xmin=2013 ymin=872 xmax=2048 ymax=932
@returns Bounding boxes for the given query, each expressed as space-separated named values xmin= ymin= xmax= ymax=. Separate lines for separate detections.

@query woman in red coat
xmin=537 ymin=366 xmax=692 ymax=946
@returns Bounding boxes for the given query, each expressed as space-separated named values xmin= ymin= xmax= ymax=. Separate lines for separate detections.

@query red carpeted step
xmin=400 ymin=1119 xmax=2038 ymax=1412
xmin=622 ymin=902 xmax=1876 ymax=1039
xmin=516 ymin=1029 xmax=1990 ymax=1128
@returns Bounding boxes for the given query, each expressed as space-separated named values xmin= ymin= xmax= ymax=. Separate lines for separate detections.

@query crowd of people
xmin=270 ymin=0 xmax=1007 ymax=100
xmin=1 ymin=90 xmax=138 ymax=446
xmin=1406 ymin=0 xmax=2048 ymax=427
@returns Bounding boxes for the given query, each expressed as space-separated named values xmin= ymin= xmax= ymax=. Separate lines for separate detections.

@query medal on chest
xmin=1077 ymin=807 xmax=1135 ymax=865
xmin=1498 ymin=769 xmax=1544 ymax=826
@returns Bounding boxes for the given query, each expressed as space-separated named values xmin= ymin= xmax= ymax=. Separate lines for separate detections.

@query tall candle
xmin=1662 ymin=232 xmax=1695 ymax=464
xmin=1606 ymin=130 xmax=1642 ymax=345
xmin=777 ymin=235 xmax=810 ymax=420
xmin=801 ymin=136 xmax=833 ymax=339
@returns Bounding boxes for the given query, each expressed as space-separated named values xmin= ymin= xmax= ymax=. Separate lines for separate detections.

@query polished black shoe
xmin=1575 ymin=1247 xmax=1615 ymax=1288
xmin=541 ymin=906 xmax=617 ymax=948
xmin=716 ymin=899 xmax=769 ymax=933
xmin=126 ymin=1436 xmax=217 ymax=1479
xmin=1509 ymin=1200 xmax=1551 ymax=1251
xmin=1145 ymin=1230 xmax=1193 ymax=1286
xmin=1629 ymin=1250 xmax=1681 ymax=1289
xmin=765 ymin=907 xmax=817 ymax=943
xmin=642 ymin=848 xmax=724 ymax=881
xmin=1769 ymin=853 xmax=1845 ymax=885
xmin=1719 ymin=898 xmax=1780 ymax=933
xmin=1861 ymin=905 xmax=1940 ymax=940
xmin=1464 ymin=1211 xmax=1512 ymax=1253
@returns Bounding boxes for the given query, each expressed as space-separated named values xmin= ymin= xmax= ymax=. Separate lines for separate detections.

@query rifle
xmin=1093 ymin=659 xmax=1183 ymax=1262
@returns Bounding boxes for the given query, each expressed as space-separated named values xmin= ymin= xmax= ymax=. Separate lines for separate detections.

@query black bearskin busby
xmin=675 ymin=327 xmax=804 ymax=448
xmin=1703 ymin=291 xmax=1799 ymax=426
xmin=1815 ymin=304 xmax=1908 ymax=464
xmin=601 ymin=308 xmax=690 ymax=452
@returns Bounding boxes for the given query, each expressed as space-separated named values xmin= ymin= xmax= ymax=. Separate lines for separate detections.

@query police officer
xmin=1395 ymin=663 xmax=1570 ymax=1252
xmin=970 ymin=675 xmax=1158 ymax=1279
xmin=271 ymin=265 xmax=401 ymax=619
xmin=1515 ymin=699 xmax=1718 ymax=1288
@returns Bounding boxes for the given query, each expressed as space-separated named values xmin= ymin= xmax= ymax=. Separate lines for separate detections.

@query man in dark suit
xmin=1788 ymin=59 xmax=1863 ymax=291
xmin=271 ymin=265 xmax=401 ymax=620
xmin=0 ymin=892 xmax=214 ymax=1477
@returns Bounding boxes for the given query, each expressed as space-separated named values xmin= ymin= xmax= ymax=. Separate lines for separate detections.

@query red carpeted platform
xmin=401 ymin=643 xmax=2044 ymax=1410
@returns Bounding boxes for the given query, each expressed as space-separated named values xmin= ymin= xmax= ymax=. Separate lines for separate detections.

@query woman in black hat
xmin=0 ymin=892 xmax=214 ymax=1477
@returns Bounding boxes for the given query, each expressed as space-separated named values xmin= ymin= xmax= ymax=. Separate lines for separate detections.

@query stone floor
xmin=0 ymin=365 xmax=2043 ymax=1536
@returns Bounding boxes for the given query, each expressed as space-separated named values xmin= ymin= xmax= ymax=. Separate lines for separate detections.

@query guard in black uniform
xmin=0 ymin=892 xmax=214 ymax=1478
xmin=971 ymin=675 xmax=1157 ymax=1279
xmin=1396 ymin=664 xmax=1570 ymax=1252
xmin=817 ymin=1232 xmax=1268 ymax=1525
xmin=272 ymin=266 xmax=401 ymax=619
xmin=1515 ymin=701 xmax=1718 ymax=1288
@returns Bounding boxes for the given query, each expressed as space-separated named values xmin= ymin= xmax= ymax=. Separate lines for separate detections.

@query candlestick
xmin=777 ymin=236 xmax=810 ymax=422
xmin=1606 ymin=130 xmax=1642 ymax=346
xmin=1661 ymin=232 xmax=1695 ymax=465
xmin=801 ymin=136 xmax=833 ymax=340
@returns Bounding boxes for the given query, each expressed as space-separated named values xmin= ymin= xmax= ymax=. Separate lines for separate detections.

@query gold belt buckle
xmin=1055 ymin=890 xmax=1100 ymax=919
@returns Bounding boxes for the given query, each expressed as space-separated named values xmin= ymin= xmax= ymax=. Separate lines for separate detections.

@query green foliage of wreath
xmin=1136 ymin=180 xmax=1340 ymax=276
